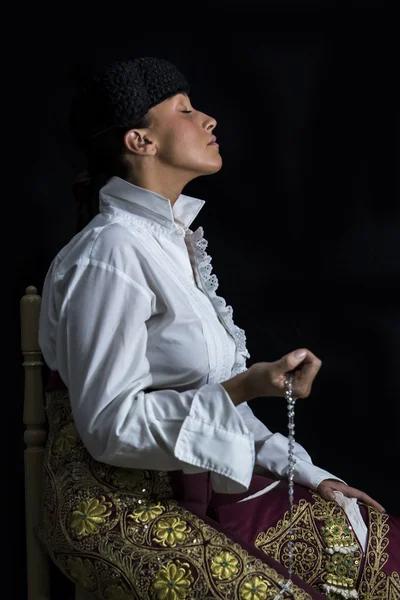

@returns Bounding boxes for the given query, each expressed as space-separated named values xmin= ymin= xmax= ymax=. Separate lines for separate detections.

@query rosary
xmin=272 ymin=372 xmax=298 ymax=599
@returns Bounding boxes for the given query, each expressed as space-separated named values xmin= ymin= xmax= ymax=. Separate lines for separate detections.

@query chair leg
xmin=21 ymin=287 xmax=51 ymax=600
xmin=24 ymin=454 xmax=51 ymax=600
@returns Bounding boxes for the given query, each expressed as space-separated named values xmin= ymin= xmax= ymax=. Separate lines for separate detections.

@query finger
xmin=280 ymin=348 xmax=321 ymax=373
xmin=343 ymin=487 xmax=385 ymax=512
xmin=292 ymin=348 xmax=321 ymax=366
xmin=272 ymin=350 xmax=322 ymax=397
xmin=298 ymin=348 xmax=322 ymax=372
xmin=295 ymin=358 xmax=322 ymax=383
xmin=320 ymin=488 xmax=337 ymax=501
xmin=292 ymin=356 xmax=322 ymax=397
xmin=279 ymin=349 xmax=308 ymax=373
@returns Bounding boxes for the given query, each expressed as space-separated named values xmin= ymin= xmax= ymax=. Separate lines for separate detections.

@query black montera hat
xmin=69 ymin=57 xmax=190 ymax=149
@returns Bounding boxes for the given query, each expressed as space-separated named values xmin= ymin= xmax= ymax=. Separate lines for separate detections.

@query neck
xmin=125 ymin=164 xmax=193 ymax=207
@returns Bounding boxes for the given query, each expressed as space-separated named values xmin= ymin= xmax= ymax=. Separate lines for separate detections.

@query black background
xmin=8 ymin=5 xmax=399 ymax=598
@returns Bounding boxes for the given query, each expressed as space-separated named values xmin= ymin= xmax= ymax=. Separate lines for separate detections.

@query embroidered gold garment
xmin=254 ymin=500 xmax=400 ymax=599
xmin=41 ymin=390 xmax=321 ymax=600
xmin=41 ymin=391 xmax=400 ymax=600
xmin=211 ymin=472 xmax=400 ymax=599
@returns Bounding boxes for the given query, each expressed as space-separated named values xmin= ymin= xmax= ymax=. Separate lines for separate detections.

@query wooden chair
xmin=21 ymin=286 xmax=93 ymax=600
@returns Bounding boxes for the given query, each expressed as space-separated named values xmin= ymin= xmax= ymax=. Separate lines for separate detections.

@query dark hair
xmin=72 ymin=113 xmax=151 ymax=233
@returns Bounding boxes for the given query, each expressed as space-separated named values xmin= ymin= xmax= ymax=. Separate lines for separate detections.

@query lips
xmin=208 ymin=135 xmax=217 ymax=145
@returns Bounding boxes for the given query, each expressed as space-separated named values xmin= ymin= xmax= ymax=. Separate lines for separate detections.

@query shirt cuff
xmin=174 ymin=383 xmax=255 ymax=493
xmin=294 ymin=461 xmax=346 ymax=490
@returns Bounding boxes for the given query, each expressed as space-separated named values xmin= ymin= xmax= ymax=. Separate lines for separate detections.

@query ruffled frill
xmin=188 ymin=227 xmax=250 ymax=377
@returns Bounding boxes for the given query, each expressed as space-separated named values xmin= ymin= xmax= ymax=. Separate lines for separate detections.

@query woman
xmin=38 ymin=57 xmax=399 ymax=600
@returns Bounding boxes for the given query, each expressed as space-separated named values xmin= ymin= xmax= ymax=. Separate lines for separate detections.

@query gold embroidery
xmin=69 ymin=496 xmax=113 ymax=538
xmin=129 ymin=501 xmax=165 ymax=524
xmin=240 ymin=575 xmax=274 ymax=600
xmin=104 ymin=584 xmax=132 ymax=600
xmin=318 ymin=514 xmax=358 ymax=597
xmin=55 ymin=421 xmax=78 ymax=452
xmin=255 ymin=498 xmax=325 ymax=583
xmin=151 ymin=559 xmax=194 ymax=599
xmin=65 ymin=556 xmax=97 ymax=590
xmin=240 ymin=575 xmax=275 ymax=600
xmin=358 ymin=506 xmax=400 ymax=599
xmin=282 ymin=541 xmax=317 ymax=572
xmin=41 ymin=390 xmax=314 ymax=599
xmin=325 ymin=552 xmax=356 ymax=587
xmin=153 ymin=516 xmax=190 ymax=547
xmin=111 ymin=466 xmax=145 ymax=489
xmin=211 ymin=550 xmax=241 ymax=580
xmin=321 ymin=516 xmax=357 ymax=552
xmin=387 ymin=572 xmax=400 ymax=600
xmin=254 ymin=492 xmax=363 ymax=598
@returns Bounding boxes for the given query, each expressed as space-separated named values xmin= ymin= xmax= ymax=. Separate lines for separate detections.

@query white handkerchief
xmin=332 ymin=491 xmax=368 ymax=552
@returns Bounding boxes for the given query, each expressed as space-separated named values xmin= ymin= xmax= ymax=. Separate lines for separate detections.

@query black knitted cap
xmin=69 ymin=57 xmax=190 ymax=149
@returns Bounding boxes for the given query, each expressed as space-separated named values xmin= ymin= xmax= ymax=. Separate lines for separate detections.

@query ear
xmin=124 ymin=129 xmax=157 ymax=156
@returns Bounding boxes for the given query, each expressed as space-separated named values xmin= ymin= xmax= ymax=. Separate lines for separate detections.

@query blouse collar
xmin=99 ymin=176 xmax=205 ymax=230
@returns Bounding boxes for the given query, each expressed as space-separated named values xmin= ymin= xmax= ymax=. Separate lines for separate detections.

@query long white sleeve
xmin=236 ymin=401 xmax=344 ymax=490
xmin=39 ymin=253 xmax=255 ymax=495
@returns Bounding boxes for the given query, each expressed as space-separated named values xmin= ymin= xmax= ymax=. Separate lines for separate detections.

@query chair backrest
xmin=20 ymin=286 xmax=50 ymax=600
xmin=21 ymin=286 xmax=95 ymax=600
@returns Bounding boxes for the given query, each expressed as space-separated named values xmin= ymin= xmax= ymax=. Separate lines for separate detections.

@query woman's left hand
xmin=317 ymin=479 xmax=385 ymax=512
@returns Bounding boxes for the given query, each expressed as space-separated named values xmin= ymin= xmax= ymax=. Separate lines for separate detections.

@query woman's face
xmin=148 ymin=93 xmax=222 ymax=177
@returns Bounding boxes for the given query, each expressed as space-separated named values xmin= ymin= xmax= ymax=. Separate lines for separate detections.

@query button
xmin=174 ymin=229 xmax=185 ymax=236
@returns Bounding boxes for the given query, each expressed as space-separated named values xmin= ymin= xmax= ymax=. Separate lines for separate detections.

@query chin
xmin=188 ymin=157 xmax=223 ymax=181
xmin=205 ymin=156 xmax=223 ymax=175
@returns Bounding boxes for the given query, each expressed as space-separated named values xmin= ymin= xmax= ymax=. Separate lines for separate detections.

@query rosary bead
xmin=280 ymin=371 xmax=298 ymax=593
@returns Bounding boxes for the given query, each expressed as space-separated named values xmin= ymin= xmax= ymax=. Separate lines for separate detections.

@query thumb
xmin=320 ymin=486 xmax=337 ymax=501
xmin=278 ymin=349 xmax=307 ymax=373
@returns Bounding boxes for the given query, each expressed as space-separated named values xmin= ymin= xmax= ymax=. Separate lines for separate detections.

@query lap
xmin=209 ymin=478 xmax=400 ymax=599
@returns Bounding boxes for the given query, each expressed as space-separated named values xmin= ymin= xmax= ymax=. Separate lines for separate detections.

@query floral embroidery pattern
xmin=65 ymin=556 xmax=96 ymax=590
xmin=55 ymin=422 xmax=77 ymax=452
xmin=282 ymin=542 xmax=316 ymax=573
xmin=211 ymin=550 xmax=241 ymax=581
xmin=111 ymin=467 xmax=145 ymax=489
xmin=153 ymin=516 xmax=190 ymax=547
xmin=151 ymin=559 xmax=194 ymax=600
xmin=70 ymin=496 xmax=112 ymax=538
xmin=240 ymin=575 xmax=273 ymax=600
xmin=254 ymin=494 xmax=363 ymax=598
xmin=129 ymin=501 xmax=165 ymax=524
xmin=40 ymin=390 xmax=317 ymax=599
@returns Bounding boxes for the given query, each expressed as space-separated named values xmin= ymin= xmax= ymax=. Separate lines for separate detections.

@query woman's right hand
xmin=246 ymin=349 xmax=322 ymax=399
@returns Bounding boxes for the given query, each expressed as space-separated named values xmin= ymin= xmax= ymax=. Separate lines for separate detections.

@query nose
xmin=205 ymin=114 xmax=217 ymax=131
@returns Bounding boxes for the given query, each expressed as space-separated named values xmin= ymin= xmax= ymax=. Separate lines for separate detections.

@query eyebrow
xmin=173 ymin=93 xmax=191 ymax=107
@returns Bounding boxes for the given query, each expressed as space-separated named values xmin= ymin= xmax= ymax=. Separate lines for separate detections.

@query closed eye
xmin=181 ymin=110 xmax=192 ymax=114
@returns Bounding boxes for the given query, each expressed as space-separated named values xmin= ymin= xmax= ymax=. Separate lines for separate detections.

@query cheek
xmin=174 ymin=124 xmax=199 ymax=147
xmin=166 ymin=125 xmax=203 ymax=160
xmin=160 ymin=121 xmax=221 ymax=170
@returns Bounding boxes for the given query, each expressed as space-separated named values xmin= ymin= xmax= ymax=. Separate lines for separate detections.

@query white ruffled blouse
xmin=39 ymin=176 xmax=341 ymax=495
